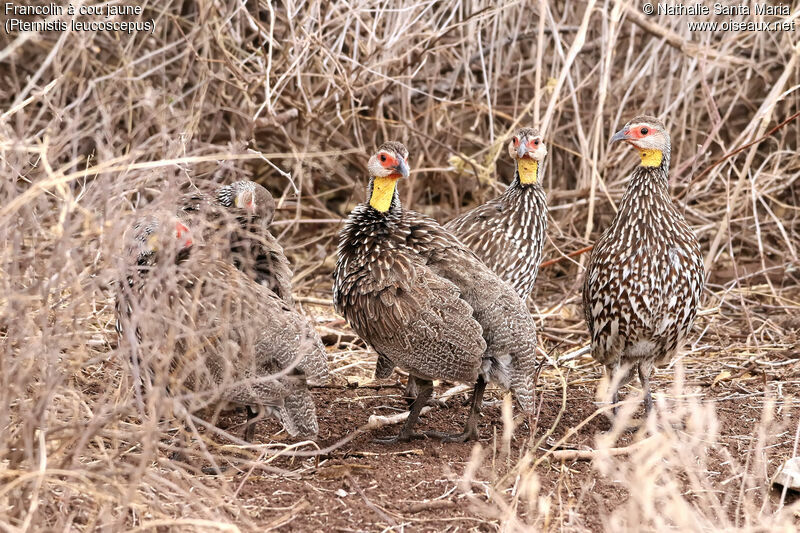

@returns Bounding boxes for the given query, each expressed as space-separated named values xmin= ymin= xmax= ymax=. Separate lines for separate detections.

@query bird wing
xmin=337 ymin=252 xmax=485 ymax=384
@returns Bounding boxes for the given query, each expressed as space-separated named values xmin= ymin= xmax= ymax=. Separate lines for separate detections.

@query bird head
xmin=367 ymin=141 xmax=410 ymax=213
xmin=218 ymin=180 xmax=276 ymax=225
xmin=508 ymin=128 xmax=546 ymax=184
xmin=128 ymin=214 xmax=194 ymax=268
xmin=610 ymin=115 xmax=671 ymax=168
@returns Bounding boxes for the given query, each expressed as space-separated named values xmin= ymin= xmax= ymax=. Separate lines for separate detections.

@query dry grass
xmin=1 ymin=1 xmax=799 ymax=531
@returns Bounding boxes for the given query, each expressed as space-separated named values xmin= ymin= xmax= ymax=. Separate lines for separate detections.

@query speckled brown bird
xmin=115 ymin=212 xmax=329 ymax=440
xmin=333 ymin=142 xmax=539 ymax=443
xmin=445 ymin=128 xmax=548 ymax=300
xmin=583 ymin=116 xmax=704 ymax=412
xmin=182 ymin=180 xmax=294 ymax=304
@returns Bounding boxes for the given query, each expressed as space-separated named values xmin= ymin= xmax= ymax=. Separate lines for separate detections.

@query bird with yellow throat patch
xmin=333 ymin=142 xmax=540 ymax=443
xmin=583 ymin=115 xmax=704 ymax=415
xmin=445 ymin=128 xmax=548 ymax=300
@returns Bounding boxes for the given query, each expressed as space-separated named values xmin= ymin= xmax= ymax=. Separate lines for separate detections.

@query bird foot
xmin=373 ymin=432 xmax=426 ymax=444
xmin=424 ymin=429 xmax=479 ymax=443
xmin=404 ymin=396 xmax=448 ymax=409
xmin=201 ymin=464 xmax=230 ymax=475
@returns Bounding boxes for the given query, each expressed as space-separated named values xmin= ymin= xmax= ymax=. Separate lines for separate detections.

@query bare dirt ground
xmin=183 ymin=285 xmax=800 ymax=532
xmin=204 ymin=375 xmax=800 ymax=531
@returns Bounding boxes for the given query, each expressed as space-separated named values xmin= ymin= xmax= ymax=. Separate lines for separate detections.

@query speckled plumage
xmin=446 ymin=128 xmax=548 ymax=299
xmin=583 ymin=116 xmax=704 ymax=410
xmin=333 ymin=142 xmax=539 ymax=442
xmin=116 ymin=213 xmax=328 ymax=439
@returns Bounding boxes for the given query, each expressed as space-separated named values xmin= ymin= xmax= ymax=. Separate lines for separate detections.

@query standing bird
xmin=115 ymin=212 xmax=328 ymax=441
xmin=182 ymin=180 xmax=294 ymax=304
xmin=583 ymin=116 xmax=704 ymax=413
xmin=446 ymin=128 xmax=549 ymax=300
xmin=333 ymin=142 xmax=539 ymax=442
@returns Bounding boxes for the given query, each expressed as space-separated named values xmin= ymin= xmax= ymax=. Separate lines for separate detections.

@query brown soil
xmin=201 ymin=372 xmax=800 ymax=532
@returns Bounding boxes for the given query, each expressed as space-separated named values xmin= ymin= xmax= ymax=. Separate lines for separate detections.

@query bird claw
xmin=424 ymin=429 xmax=479 ymax=443
xmin=404 ymin=396 xmax=448 ymax=409
xmin=373 ymin=432 xmax=426 ymax=444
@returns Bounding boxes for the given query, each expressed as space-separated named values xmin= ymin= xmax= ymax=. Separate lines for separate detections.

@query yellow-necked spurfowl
xmin=445 ymin=128 xmax=548 ymax=300
xmin=116 ymin=212 xmax=328 ymax=440
xmin=583 ymin=116 xmax=704 ymax=413
xmin=333 ymin=142 xmax=539 ymax=442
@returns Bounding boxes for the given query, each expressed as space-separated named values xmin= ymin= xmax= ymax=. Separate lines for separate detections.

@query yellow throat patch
xmin=518 ymin=159 xmax=539 ymax=184
xmin=638 ymin=149 xmax=663 ymax=167
xmin=370 ymin=176 xmax=400 ymax=212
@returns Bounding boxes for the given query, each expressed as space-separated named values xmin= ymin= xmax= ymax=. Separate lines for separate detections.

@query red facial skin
xmin=379 ymin=152 xmax=405 ymax=179
xmin=625 ymin=127 xmax=657 ymax=141
xmin=175 ymin=221 xmax=193 ymax=248
xmin=378 ymin=152 xmax=398 ymax=169
xmin=514 ymin=137 xmax=542 ymax=158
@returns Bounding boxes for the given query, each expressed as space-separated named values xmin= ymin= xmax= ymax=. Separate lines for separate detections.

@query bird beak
xmin=610 ymin=128 xmax=629 ymax=144
xmin=517 ymin=142 xmax=530 ymax=159
xmin=391 ymin=157 xmax=410 ymax=178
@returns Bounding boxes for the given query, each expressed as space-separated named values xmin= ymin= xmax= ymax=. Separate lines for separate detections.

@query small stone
xmin=773 ymin=457 xmax=800 ymax=491
xmin=335 ymin=488 xmax=348 ymax=498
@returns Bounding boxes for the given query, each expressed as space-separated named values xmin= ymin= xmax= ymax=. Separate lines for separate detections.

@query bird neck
xmin=620 ymin=164 xmax=671 ymax=213
xmin=516 ymin=158 xmax=539 ymax=185
xmin=368 ymin=176 xmax=401 ymax=213
xmin=636 ymin=148 xmax=669 ymax=170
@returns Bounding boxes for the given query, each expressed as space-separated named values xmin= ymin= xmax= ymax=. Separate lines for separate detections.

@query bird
xmin=181 ymin=180 xmax=294 ymax=304
xmin=582 ymin=115 xmax=704 ymax=413
xmin=115 ymin=211 xmax=329 ymax=441
xmin=445 ymin=128 xmax=549 ymax=300
xmin=333 ymin=142 xmax=539 ymax=443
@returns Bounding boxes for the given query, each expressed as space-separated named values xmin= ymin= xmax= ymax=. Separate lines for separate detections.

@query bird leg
xmin=374 ymin=377 xmax=432 ymax=444
xmin=637 ymin=363 xmax=654 ymax=414
xmin=202 ymin=407 xmax=263 ymax=475
xmin=608 ymin=363 xmax=634 ymax=416
xmin=403 ymin=378 xmax=449 ymax=408
xmin=243 ymin=405 xmax=262 ymax=442
xmin=426 ymin=376 xmax=486 ymax=443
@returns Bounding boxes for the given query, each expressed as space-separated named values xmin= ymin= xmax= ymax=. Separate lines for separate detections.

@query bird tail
xmin=278 ymin=389 xmax=319 ymax=438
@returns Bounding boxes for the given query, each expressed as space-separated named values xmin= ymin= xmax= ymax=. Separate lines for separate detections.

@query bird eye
xmin=533 ymin=139 xmax=540 ymax=145
xmin=640 ymin=127 xmax=649 ymax=135
xmin=513 ymin=137 xmax=519 ymax=146
xmin=380 ymin=154 xmax=386 ymax=162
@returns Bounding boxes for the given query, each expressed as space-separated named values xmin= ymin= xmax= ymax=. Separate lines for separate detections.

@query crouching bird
xmin=446 ymin=128 xmax=549 ymax=300
xmin=115 ymin=211 xmax=329 ymax=442
xmin=333 ymin=142 xmax=539 ymax=443
xmin=583 ymin=116 xmax=704 ymax=414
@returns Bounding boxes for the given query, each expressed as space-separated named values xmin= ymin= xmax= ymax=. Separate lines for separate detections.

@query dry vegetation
xmin=1 ymin=1 xmax=799 ymax=531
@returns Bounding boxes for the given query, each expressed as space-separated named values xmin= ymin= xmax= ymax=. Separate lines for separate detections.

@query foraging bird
xmin=115 ymin=212 xmax=328 ymax=440
xmin=333 ymin=142 xmax=539 ymax=442
xmin=583 ymin=116 xmax=704 ymax=413
xmin=446 ymin=128 xmax=549 ymax=300
xmin=182 ymin=180 xmax=294 ymax=304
